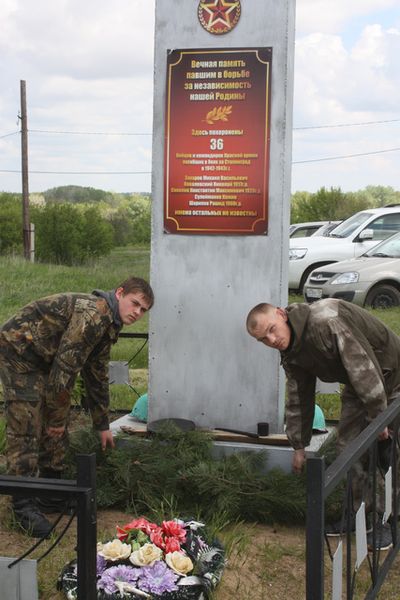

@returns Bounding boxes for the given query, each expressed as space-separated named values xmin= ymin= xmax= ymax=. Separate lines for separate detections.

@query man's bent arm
xmin=285 ymin=365 xmax=316 ymax=450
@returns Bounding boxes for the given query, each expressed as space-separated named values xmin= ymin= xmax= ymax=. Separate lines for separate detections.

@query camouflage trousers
xmin=0 ymin=351 xmax=69 ymax=477
xmin=337 ymin=383 xmax=400 ymax=514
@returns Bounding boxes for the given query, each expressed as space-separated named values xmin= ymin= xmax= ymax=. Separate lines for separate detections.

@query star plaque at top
xmin=198 ymin=0 xmax=241 ymax=35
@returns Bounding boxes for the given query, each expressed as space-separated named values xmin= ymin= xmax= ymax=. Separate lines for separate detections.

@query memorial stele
xmin=148 ymin=0 xmax=296 ymax=435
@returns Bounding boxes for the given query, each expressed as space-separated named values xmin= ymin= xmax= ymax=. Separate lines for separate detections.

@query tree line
xmin=0 ymin=186 xmax=151 ymax=265
xmin=291 ymin=185 xmax=400 ymax=224
xmin=1 ymin=184 xmax=399 ymax=265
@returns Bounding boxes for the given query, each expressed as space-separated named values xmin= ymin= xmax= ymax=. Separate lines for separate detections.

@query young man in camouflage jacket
xmin=246 ymin=299 xmax=400 ymax=543
xmin=0 ymin=276 xmax=153 ymax=537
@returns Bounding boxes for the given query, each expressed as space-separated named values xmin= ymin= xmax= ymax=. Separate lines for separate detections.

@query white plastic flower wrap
xmin=59 ymin=516 xmax=225 ymax=599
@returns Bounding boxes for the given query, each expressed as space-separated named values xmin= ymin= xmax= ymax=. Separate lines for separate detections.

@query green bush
xmin=81 ymin=206 xmax=114 ymax=258
xmin=0 ymin=193 xmax=23 ymax=254
xmin=43 ymin=185 xmax=114 ymax=204
xmin=107 ymin=195 xmax=151 ymax=245
xmin=32 ymin=203 xmax=113 ymax=265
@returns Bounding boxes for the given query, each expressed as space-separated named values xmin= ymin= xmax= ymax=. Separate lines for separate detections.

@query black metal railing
xmin=0 ymin=453 xmax=97 ymax=600
xmin=306 ymin=398 xmax=400 ymax=599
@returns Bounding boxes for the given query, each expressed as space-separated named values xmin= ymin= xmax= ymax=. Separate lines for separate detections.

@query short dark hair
xmin=246 ymin=302 xmax=275 ymax=332
xmin=117 ymin=277 xmax=154 ymax=308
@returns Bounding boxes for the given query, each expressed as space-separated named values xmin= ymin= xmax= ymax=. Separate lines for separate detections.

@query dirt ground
xmin=2 ymin=410 xmax=400 ymax=599
xmin=1 ymin=496 xmax=400 ymax=600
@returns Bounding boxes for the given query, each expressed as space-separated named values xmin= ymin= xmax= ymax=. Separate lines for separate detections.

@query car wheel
xmin=298 ymin=266 xmax=317 ymax=294
xmin=365 ymin=285 xmax=400 ymax=309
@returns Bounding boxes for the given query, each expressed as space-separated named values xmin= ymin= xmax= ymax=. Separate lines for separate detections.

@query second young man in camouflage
xmin=246 ymin=298 xmax=400 ymax=549
xmin=0 ymin=276 xmax=154 ymax=537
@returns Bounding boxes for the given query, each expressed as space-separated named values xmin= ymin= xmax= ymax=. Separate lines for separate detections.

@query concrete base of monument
xmin=212 ymin=427 xmax=335 ymax=474
xmin=110 ymin=414 xmax=335 ymax=474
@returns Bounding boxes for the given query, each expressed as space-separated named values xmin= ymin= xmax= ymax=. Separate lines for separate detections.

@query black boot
xmin=12 ymin=497 xmax=53 ymax=538
xmin=37 ymin=469 xmax=74 ymax=514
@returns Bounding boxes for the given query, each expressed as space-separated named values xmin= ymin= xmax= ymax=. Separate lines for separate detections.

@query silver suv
xmin=289 ymin=206 xmax=400 ymax=291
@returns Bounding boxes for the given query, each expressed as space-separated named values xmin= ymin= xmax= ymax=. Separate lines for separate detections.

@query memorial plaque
xmin=164 ymin=47 xmax=272 ymax=235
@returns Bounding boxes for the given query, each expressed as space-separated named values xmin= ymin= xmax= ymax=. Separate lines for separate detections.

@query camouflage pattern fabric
xmin=0 ymin=358 xmax=68 ymax=475
xmin=281 ymin=298 xmax=400 ymax=450
xmin=280 ymin=298 xmax=400 ymax=510
xmin=0 ymin=292 xmax=121 ymax=476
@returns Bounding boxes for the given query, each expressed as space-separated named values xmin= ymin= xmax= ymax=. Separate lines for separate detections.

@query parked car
xmin=310 ymin=220 xmax=342 ymax=237
xmin=289 ymin=221 xmax=329 ymax=238
xmin=289 ymin=206 xmax=400 ymax=291
xmin=304 ymin=231 xmax=400 ymax=308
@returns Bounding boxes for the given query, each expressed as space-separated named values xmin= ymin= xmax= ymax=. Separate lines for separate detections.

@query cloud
xmin=292 ymin=21 xmax=400 ymax=191
xmin=0 ymin=0 xmax=155 ymax=79
xmin=294 ymin=24 xmax=400 ymax=124
xmin=0 ymin=0 xmax=399 ymax=193
xmin=296 ymin=0 xmax=398 ymax=34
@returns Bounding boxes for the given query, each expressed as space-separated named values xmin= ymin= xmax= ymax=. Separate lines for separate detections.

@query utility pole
xmin=20 ymin=79 xmax=30 ymax=260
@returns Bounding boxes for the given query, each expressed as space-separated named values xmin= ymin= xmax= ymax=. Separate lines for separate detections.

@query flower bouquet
xmin=59 ymin=517 xmax=225 ymax=599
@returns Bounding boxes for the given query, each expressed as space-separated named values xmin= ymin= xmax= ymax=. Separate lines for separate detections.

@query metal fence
xmin=0 ymin=454 xmax=97 ymax=600
xmin=306 ymin=398 xmax=400 ymax=599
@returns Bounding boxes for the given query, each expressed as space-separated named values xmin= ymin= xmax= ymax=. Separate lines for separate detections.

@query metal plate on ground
xmin=0 ymin=557 xmax=38 ymax=600
xmin=332 ymin=541 xmax=343 ymax=600
xmin=355 ymin=502 xmax=368 ymax=568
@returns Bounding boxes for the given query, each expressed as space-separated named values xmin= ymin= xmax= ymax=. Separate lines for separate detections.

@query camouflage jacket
xmin=280 ymin=298 xmax=400 ymax=450
xmin=0 ymin=293 xmax=122 ymax=430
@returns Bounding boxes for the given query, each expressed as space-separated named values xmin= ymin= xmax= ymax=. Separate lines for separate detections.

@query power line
xmin=293 ymin=117 xmax=400 ymax=130
xmin=28 ymin=116 xmax=400 ymax=135
xmin=0 ymin=169 xmax=151 ymax=174
xmin=29 ymin=129 xmax=152 ymax=136
xmin=1 ymin=116 xmax=399 ymax=139
xmin=1 ymin=146 xmax=399 ymax=174
xmin=0 ymin=130 xmax=19 ymax=139
xmin=293 ymin=146 xmax=400 ymax=164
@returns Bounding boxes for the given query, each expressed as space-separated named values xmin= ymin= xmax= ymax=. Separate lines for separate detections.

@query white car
xmin=289 ymin=206 xmax=400 ymax=291
xmin=304 ymin=232 xmax=400 ymax=308
xmin=310 ymin=220 xmax=342 ymax=237
xmin=289 ymin=221 xmax=329 ymax=238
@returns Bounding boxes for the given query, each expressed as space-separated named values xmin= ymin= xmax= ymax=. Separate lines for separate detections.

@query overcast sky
xmin=0 ymin=0 xmax=399 ymax=195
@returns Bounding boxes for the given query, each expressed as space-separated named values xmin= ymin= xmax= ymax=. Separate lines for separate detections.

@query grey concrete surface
xmin=148 ymin=0 xmax=296 ymax=435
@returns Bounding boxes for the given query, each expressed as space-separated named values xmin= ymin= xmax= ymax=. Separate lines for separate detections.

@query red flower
xmin=162 ymin=520 xmax=186 ymax=543
xmin=164 ymin=536 xmax=181 ymax=553
xmin=116 ymin=517 xmax=156 ymax=540
xmin=149 ymin=527 xmax=165 ymax=549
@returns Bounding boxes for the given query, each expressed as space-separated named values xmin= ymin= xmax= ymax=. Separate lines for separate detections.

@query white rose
xmin=97 ymin=538 xmax=132 ymax=561
xmin=129 ymin=543 xmax=163 ymax=566
xmin=165 ymin=551 xmax=194 ymax=575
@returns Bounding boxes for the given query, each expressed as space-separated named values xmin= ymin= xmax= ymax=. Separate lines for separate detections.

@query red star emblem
xmin=198 ymin=0 xmax=241 ymax=35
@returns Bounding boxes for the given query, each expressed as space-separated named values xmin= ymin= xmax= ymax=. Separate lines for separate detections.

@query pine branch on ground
xmin=65 ymin=427 xmax=310 ymax=525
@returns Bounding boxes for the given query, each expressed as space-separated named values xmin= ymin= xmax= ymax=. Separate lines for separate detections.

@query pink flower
xmin=162 ymin=520 xmax=186 ymax=543
xmin=164 ymin=536 xmax=181 ymax=553
xmin=149 ymin=527 xmax=164 ymax=549
xmin=117 ymin=517 xmax=157 ymax=541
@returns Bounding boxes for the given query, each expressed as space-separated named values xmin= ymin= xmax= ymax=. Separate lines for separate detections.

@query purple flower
xmin=97 ymin=565 xmax=140 ymax=595
xmin=137 ymin=561 xmax=179 ymax=595
xmin=96 ymin=554 xmax=107 ymax=576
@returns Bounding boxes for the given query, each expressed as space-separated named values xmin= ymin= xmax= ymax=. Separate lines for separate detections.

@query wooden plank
xmin=119 ymin=425 xmax=290 ymax=446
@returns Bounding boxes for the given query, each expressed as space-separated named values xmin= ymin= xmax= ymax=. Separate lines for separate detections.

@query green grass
xmin=0 ymin=245 xmax=150 ymax=322
xmin=2 ymin=249 xmax=400 ymax=416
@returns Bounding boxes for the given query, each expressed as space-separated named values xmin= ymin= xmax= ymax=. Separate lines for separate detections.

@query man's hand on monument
xmin=378 ymin=426 xmax=389 ymax=441
xmin=99 ymin=429 xmax=115 ymax=451
xmin=292 ymin=448 xmax=306 ymax=474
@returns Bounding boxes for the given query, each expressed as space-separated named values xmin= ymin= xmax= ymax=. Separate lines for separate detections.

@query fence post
xmin=76 ymin=454 xmax=97 ymax=600
xmin=306 ymin=456 xmax=325 ymax=600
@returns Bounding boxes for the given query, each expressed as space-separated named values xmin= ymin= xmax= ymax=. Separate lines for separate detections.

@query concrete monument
xmin=149 ymin=0 xmax=296 ymax=435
